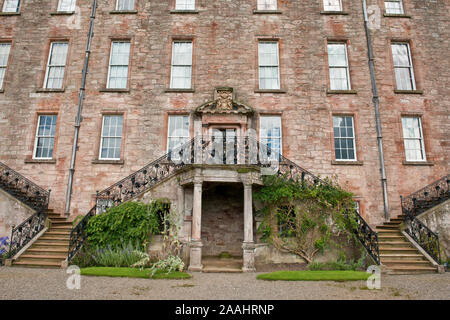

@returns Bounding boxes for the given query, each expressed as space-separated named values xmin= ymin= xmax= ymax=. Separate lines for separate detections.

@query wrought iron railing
xmin=95 ymin=135 xmax=320 ymax=212
xmin=0 ymin=161 xmax=50 ymax=210
xmin=400 ymin=174 xmax=450 ymax=217
xmin=67 ymin=206 xmax=96 ymax=261
xmin=399 ymin=174 xmax=448 ymax=264
xmin=403 ymin=213 xmax=441 ymax=264
xmin=0 ymin=161 xmax=51 ymax=258
xmin=352 ymin=209 xmax=380 ymax=265
xmin=9 ymin=210 xmax=47 ymax=257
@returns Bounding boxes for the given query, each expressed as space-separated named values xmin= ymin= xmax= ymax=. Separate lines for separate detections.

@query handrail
xmin=0 ymin=161 xmax=50 ymax=210
xmin=9 ymin=209 xmax=47 ymax=257
xmin=400 ymin=174 xmax=450 ymax=217
xmin=352 ymin=209 xmax=380 ymax=265
xmin=399 ymin=174 xmax=448 ymax=265
xmin=67 ymin=206 xmax=96 ymax=261
xmin=403 ymin=212 xmax=441 ymax=264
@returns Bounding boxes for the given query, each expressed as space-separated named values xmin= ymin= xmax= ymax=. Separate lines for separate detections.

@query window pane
xmin=385 ymin=1 xmax=403 ymax=14
xmin=394 ymin=68 xmax=413 ymax=91
xmin=176 ymin=0 xmax=195 ymax=10
xmin=58 ymin=0 xmax=76 ymax=12
xmin=100 ymin=115 xmax=123 ymax=159
xmin=402 ymin=117 xmax=425 ymax=161
xmin=257 ymin=0 xmax=277 ymax=10
xmin=329 ymin=68 xmax=349 ymax=90
xmin=333 ymin=116 xmax=356 ymax=160
xmin=108 ymin=42 xmax=130 ymax=89
xmin=328 ymin=44 xmax=350 ymax=90
xmin=116 ymin=0 xmax=134 ymax=11
xmin=2 ymin=0 xmax=19 ymax=13
xmin=35 ymin=115 xmax=57 ymax=159
xmin=258 ymin=42 xmax=280 ymax=90
xmin=260 ymin=116 xmax=282 ymax=159
xmin=168 ymin=115 xmax=190 ymax=157
xmin=323 ymin=0 xmax=342 ymax=12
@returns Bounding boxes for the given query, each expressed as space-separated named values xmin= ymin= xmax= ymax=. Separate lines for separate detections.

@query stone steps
xmin=11 ymin=212 xmax=71 ymax=269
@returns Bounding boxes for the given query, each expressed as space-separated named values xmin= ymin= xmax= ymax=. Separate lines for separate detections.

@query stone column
xmin=189 ymin=180 xmax=203 ymax=271
xmin=242 ymin=183 xmax=256 ymax=272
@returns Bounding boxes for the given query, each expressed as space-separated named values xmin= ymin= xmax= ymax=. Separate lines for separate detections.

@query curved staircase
xmin=11 ymin=210 xmax=71 ymax=268
xmin=377 ymin=215 xmax=439 ymax=274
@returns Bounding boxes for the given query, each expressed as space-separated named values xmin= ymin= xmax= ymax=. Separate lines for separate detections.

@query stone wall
xmin=201 ymin=183 xmax=245 ymax=257
xmin=0 ymin=189 xmax=35 ymax=239
xmin=0 ymin=0 xmax=447 ymax=227
xmin=417 ymin=199 xmax=450 ymax=260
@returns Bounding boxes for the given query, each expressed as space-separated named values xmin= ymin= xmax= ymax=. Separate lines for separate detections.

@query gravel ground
xmin=0 ymin=266 xmax=449 ymax=300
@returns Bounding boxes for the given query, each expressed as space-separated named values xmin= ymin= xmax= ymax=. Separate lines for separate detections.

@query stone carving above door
xmin=195 ymin=87 xmax=253 ymax=115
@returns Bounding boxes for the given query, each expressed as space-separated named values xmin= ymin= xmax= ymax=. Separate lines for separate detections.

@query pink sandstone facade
xmin=0 ymin=0 xmax=448 ymax=233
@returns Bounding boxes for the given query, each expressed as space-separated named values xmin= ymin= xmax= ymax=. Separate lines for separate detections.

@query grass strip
xmin=80 ymin=267 xmax=191 ymax=280
xmin=257 ymin=270 xmax=371 ymax=281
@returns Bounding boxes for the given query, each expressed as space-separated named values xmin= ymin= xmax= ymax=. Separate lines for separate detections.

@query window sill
xmin=165 ymin=88 xmax=195 ymax=93
xmin=109 ymin=10 xmax=138 ymax=14
xmin=320 ymin=11 xmax=349 ymax=15
xmin=36 ymin=88 xmax=65 ymax=93
xmin=24 ymin=158 xmax=56 ymax=164
xmin=253 ymin=10 xmax=282 ymax=14
xmin=402 ymin=161 xmax=434 ymax=166
xmin=0 ymin=12 xmax=21 ymax=16
xmin=92 ymin=159 xmax=124 ymax=165
xmin=99 ymin=88 xmax=130 ymax=93
xmin=384 ymin=14 xmax=411 ymax=18
xmin=332 ymin=160 xmax=363 ymax=166
xmin=394 ymin=90 xmax=423 ymax=94
xmin=254 ymin=89 xmax=286 ymax=94
xmin=170 ymin=10 xmax=199 ymax=14
xmin=50 ymin=11 xmax=75 ymax=15
xmin=327 ymin=90 xmax=357 ymax=95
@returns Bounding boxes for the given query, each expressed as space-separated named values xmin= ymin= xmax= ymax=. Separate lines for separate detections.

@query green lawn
xmin=257 ymin=270 xmax=371 ymax=282
xmin=80 ymin=267 xmax=191 ymax=280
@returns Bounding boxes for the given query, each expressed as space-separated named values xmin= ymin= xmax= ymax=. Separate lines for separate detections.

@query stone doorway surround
xmin=178 ymin=165 xmax=263 ymax=272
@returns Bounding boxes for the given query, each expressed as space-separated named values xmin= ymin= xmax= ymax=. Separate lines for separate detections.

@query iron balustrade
xmin=0 ymin=161 xmax=51 ymax=258
xmin=0 ymin=161 xmax=50 ymax=210
xmin=353 ymin=209 xmax=380 ymax=265
xmin=68 ymin=206 xmax=96 ymax=261
xmin=400 ymin=174 xmax=448 ymax=264
xmin=403 ymin=212 xmax=441 ymax=263
xmin=400 ymin=174 xmax=450 ymax=217
xmin=71 ymin=135 xmax=379 ymax=263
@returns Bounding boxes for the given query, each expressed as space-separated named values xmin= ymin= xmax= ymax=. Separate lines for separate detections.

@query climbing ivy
xmin=85 ymin=200 xmax=170 ymax=250
xmin=254 ymin=174 xmax=358 ymax=264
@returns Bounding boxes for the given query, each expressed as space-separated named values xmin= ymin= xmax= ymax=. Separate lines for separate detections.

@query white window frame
xmin=115 ymin=0 xmax=135 ymax=11
xmin=323 ymin=0 xmax=343 ymax=12
xmin=43 ymin=42 xmax=69 ymax=89
xmin=258 ymin=41 xmax=281 ymax=90
xmin=333 ymin=115 xmax=357 ymax=161
xmin=57 ymin=0 xmax=76 ymax=12
xmin=175 ymin=0 xmax=195 ymax=11
xmin=259 ymin=115 xmax=282 ymax=161
xmin=257 ymin=0 xmax=277 ymax=11
xmin=385 ymin=0 xmax=404 ymax=15
xmin=401 ymin=117 xmax=426 ymax=162
xmin=0 ymin=42 xmax=11 ymax=89
xmin=33 ymin=115 xmax=57 ymax=160
xmin=170 ymin=41 xmax=193 ymax=89
xmin=107 ymin=41 xmax=131 ymax=89
xmin=2 ymin=0 xmax=20 ymax=13
xmin=391 ymin=43 xmax=416 ymax=91
xmin=167 ymin=115 xmax=190 ymax=158
xmin=327 ymin=42 xmax=351 ymax=91
xmin=99 ymin=115 xmax=124 ymax=161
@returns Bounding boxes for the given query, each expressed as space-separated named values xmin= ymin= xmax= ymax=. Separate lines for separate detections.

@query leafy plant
xmin=85 ymin=200 xmax=169 ymax=250
xmin=148 ymin=255 xmax=185 ymax=277
xmin=254 ymin=174 xmax=359 ymax=263
xmin=0 ymin=236 xmax=9 ymax=265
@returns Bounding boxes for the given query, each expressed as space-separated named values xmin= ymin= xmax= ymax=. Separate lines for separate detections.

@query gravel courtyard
xmin=0 ymin=267 xmax=448 ymax=300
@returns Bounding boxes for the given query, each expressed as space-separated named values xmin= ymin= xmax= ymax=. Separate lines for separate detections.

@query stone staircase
xmin=12 ymin=210 xmax=70 ymax=268
xmin=377 ymin=215 xmax=438 ymax=274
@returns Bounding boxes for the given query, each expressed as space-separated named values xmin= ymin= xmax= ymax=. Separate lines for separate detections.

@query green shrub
xmin=149 ymin=255 xmax=185 ymax=277
xmin=85 ymin=201 xmax=169 ymax=250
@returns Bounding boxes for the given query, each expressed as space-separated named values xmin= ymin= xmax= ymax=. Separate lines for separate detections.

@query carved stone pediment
xmin=195 ymin=87 xmax=253 ymax=115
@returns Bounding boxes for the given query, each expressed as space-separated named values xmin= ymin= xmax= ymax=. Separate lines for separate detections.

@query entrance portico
xmin=179 ymin=165 xmax=262 ymax=272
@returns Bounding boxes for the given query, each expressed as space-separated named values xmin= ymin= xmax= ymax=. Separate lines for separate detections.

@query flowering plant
xmin=0 ymin=237 xmax=9 ymax=264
